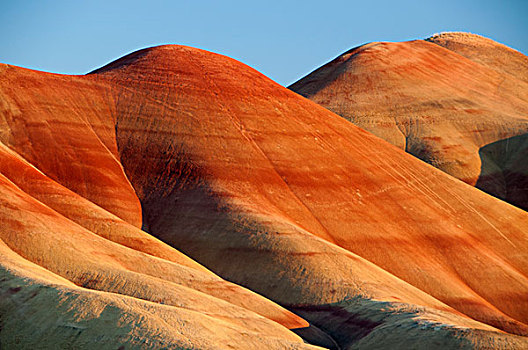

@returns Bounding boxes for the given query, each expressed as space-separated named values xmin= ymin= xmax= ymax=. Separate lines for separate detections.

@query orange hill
xmin=1 ymin=44 xmax=528 ymax=349
xmin=290 ymin=32 xmax=528 ymax=211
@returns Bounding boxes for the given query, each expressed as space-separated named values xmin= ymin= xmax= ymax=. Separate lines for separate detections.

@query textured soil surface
xmin=1 ymin=41 xmax=528 ymax=349
xmin=290 ymin=32 xmax=528 ymax=211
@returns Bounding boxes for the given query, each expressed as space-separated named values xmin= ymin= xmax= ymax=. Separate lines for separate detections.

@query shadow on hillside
xmin=476 ymin=133 xmax=528 ymax=211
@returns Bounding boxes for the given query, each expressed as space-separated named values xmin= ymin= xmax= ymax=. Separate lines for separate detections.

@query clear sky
xmin=1 ymin=0 xmax=526 ymax=86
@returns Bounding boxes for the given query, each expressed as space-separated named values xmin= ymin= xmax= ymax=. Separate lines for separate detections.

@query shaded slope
xmin=91 ymin=45 xmax=528 ymax=347
xmin=0 ymin=64 xmax=317 ymax=350
xmin=289 ymin=34 xmax=528 ymax=210
xmin=476 ymin=132 xmax=528 ymax=211
xmin=0 ymin=153 xmax=315 ymax=348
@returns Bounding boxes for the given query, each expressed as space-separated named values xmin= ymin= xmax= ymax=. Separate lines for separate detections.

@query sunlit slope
xmin=0 ymin=64 xmax=316 ymax=350
xmin=1 ymin=43 xmax=528 ymax=349
xmin=290 ymin=33 xmax=528 ymax=210
xmin=0 ymin=240 xmax=315 ymax=350
xmin=426 ymin=32 xmax=528 ymax=83
xmin=92 ymin=45 xmax=528 ymax=347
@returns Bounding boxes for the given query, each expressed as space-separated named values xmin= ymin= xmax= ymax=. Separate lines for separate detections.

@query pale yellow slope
xmin=0 ymin=239 xmax=317 ymax=349
xmin=0 ymin=141 xmax=309 ymax=330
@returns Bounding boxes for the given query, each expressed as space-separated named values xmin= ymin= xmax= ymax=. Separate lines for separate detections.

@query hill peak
xmin=426 ymin=31 xmax=493 ymax=43
xmin=89 ymin=44 xmax=222 ymax=75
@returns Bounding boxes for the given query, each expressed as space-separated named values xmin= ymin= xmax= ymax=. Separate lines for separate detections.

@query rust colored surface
xmin=290 ymin=33 xmax=528 ymax=210
xmin=1 ymin=43 xmax=528 ymax=348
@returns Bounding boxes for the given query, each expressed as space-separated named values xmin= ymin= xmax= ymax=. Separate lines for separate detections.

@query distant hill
xmin=290 ymin=32 xmax=528 ymax=211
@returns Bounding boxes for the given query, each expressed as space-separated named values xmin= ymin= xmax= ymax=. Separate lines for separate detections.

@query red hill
xmin=1 ymin=44 xmax=527 ymax=348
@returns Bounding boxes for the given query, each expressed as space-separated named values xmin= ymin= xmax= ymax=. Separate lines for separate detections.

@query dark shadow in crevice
xmin=291 ymin=323 xmax=341 ymax=350
xmin=476 ymin=133 xmax=528 ymax=211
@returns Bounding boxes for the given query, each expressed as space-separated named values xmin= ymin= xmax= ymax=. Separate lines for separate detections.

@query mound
xmin=426 ymin=32 xmax=528 ymax=83
xmin=1 ymin=44 xmax=528 ymax=348
xmin=290 ymin=33 xmax=528 ymax=210
xmin=0 ymin=63 xmax=314 ymax=350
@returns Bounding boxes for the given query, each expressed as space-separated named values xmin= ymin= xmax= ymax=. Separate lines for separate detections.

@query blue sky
xmin=1 ymin=0 xmax=526 ymax=85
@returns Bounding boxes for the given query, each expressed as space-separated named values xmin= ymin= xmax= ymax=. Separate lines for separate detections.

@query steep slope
xmin=1 ymin=44 xmax=528 ymax=349
xmin=90 ymin=46 xmax=528 ymax=347
xmin=289 ymin=34 xmax=528 ymax=210
xmin=0 ymin=65 xmax=317 ymax=350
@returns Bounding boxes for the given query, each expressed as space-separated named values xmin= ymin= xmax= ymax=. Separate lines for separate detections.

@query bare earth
xmin=290 ymin=32 xmax=528 ymax=211
xmin=1 ymin=41 xmax=528 ymax=349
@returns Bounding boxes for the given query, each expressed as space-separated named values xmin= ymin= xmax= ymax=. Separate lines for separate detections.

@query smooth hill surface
xmin=290 ymin=33 xmax=528 ymax=210
xmin=1 ymin=44 xmax=528 ymax=349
